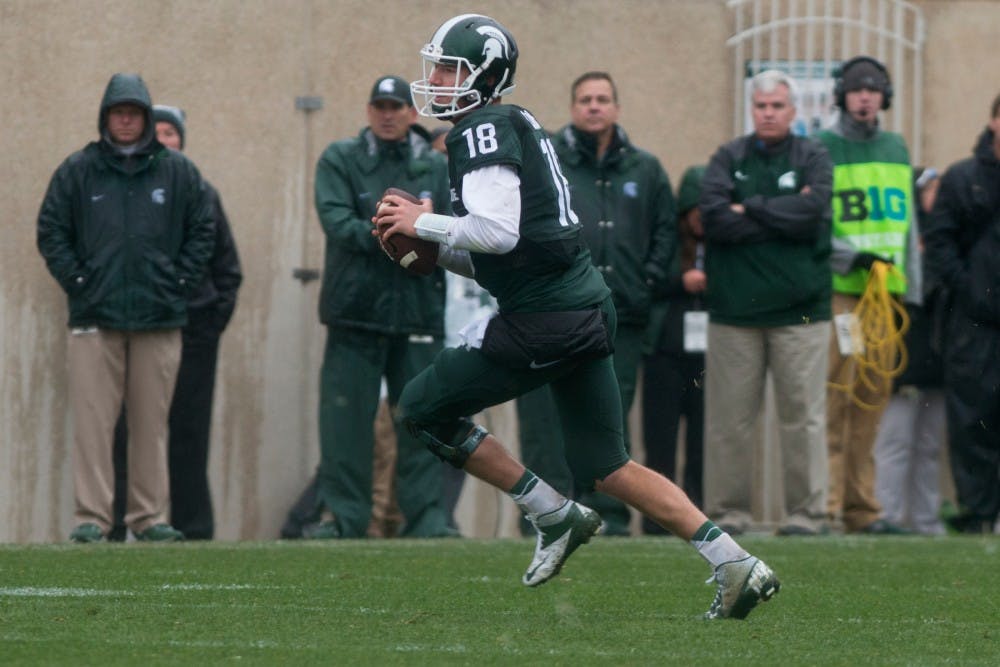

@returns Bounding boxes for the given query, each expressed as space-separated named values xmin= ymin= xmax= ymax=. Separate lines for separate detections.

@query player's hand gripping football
xmin=371 ymin=187 xmax=431 ymax=241
xmin=372 ymin=188 xmax=440 ymax=276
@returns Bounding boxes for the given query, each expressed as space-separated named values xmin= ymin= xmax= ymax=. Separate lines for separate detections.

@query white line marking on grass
xmin=160 ymin=583 xmax=263 ymax=591
xmin=165 ymin=639 xmax=280 ymax=649
xmin=0 ymin=587 xmax=132 ymax=597
xmin=393 ymin=644 xmax=470 ymax=654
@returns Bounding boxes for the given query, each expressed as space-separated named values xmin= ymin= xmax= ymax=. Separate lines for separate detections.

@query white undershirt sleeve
xmin=414 ymin=164 xmax=521 ymax=254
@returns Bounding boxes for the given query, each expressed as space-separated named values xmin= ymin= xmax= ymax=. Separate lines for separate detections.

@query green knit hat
xmin=676 ymin=165 xmax=706 ymax=215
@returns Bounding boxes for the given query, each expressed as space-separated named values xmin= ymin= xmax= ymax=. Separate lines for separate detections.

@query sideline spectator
xmin=641 ymin=165 xmax=708 ymax=531
xmin=816 ymin=56 xmax=921 ymax=534
xmin=37 ymin=73 xmax=214 ymax=543
xmin=923 ymin=92 xmax=1000 ymax=534
xmin=309 ymin=75 xmax=453 ymax=539
xmin=109 ymin=105 xmax=243 ymax=541
xmin=873 ymin=166 xmax=946 ymax=535
xmin=700 ymin=69 xmax=833 ymax=537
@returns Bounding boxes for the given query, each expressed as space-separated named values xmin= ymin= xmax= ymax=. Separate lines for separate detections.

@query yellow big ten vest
xmin=821 ymin=131 xmax=914 ymax=295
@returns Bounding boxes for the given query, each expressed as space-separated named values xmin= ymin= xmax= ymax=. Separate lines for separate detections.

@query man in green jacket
xmin=37 ymin=73 xmax=215 ymax=543
xmin=516 ymin=71 xmax=676 ymax=536
xmin=310 ymin=75 xmax=453 ymax=539
xmin=700 ymin=69 xmax=833 ymax=537
xmin=816 ymin=56 xmax=922 ymax=534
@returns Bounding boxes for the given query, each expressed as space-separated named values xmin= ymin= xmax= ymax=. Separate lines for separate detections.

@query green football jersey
xmin=445 ymin=104 xmax=609 ymax=313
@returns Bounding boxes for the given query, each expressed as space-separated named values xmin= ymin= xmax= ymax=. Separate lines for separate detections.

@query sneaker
xmin=704 ymin=556 xmax=780 ymax=620
xmin=856 ymin=518 xmax=912 ymax=535
xmin=302 ymin=519 xmax=341 ymax=539
xmin=136 ymin=523 xmax=184 ymax=542
xmin=776 ymin=522 xmax=829 ymax=537
xmin=522 ymin=501 xmax=601 ymax=587
xmin=69 ymin=523 xmax=104 ymax=543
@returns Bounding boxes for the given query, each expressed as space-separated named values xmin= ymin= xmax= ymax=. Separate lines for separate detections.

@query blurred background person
xmin=924 ymin=93 xmax=1000 ymax=535
xmin=110 ymin=105 xmax=243 ymax=541
xmin=700 ymin=70 xmax=833 ymax=537
xmin=872 ymin=166 xmax=946 ymax=535
xmin=817 ymin=56 xmax=921 ymax=535
xmin=641 ymin=164 xmax=708 ymax=533
xmin=37 ymin=74 xmax=215 ymax=543
xmin=308 ymin=75 xmax=453 ymax=539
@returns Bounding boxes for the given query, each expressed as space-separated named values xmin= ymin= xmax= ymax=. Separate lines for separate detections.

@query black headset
xmin=833 ymin=56 xmax=893 ymax=110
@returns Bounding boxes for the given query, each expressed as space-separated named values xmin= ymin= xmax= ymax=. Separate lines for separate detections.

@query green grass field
xmin=1 ymin=535 xmax=998 ymax=665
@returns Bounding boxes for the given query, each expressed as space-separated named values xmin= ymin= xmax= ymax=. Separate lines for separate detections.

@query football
xmin=376 ymin=187 xmax=439 ymax=276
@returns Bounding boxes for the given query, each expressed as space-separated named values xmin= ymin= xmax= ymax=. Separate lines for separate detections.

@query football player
xmin=375 ymin=13 xmax=780 ymax=619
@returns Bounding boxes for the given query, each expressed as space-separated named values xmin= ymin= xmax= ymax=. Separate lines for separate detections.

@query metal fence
xmin=727 ymin=0 xmax=926 ymax=162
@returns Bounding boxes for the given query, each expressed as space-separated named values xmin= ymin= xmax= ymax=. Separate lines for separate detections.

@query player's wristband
xmin=414 ymin=213 xmax=455 ymax=245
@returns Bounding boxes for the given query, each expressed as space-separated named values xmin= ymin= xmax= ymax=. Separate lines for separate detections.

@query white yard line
xmin=0 ymin=587 xmax=132 ymax=597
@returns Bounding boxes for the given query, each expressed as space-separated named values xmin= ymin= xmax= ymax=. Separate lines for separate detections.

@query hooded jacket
xmin=37 ymin=73 xmax=215 ymax=330
xmin=551 ymin=124 xmax=676 ymax=326
xmin=314 ymin=125 xmax=450 ymax=335
xmin=924 ymin=126 xmax=1000 ymax=327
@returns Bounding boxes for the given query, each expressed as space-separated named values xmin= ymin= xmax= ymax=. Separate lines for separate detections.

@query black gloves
xmin=850 ymin=251 xmax=893 ymax=271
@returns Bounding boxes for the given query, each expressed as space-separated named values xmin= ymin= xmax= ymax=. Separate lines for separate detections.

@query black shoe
xmin=717 ymin=523 xmax=745 ymax=536
xmin=641 ymin=518 xmax=672 ymax=536
xmin=945 ymin=512 xmax=994 ymax=535
xmin=776 ymin=524 xmax=816 ymax=537
xmin=857 ymin=519 xmax=912 ymax=535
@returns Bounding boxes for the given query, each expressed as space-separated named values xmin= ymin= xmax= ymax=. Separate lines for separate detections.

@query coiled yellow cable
xmin=828 ymin=260 xmax=911 ymax=411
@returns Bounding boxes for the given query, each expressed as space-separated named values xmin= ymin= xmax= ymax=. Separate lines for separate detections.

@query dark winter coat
xmin=700 ymin=133 xmax=833 ymax=327
xmin=314 ymin=126 xmax=450 ymax=336
xmin=37 ymin=73 xmax=215 ymax=330
xmin=185 ymin=181 xmax=242 ymax=339
xmin=551 ymin=124 xmax=676 ymax=326
xmin=924 ymin=127 xmax=1000 ymax=328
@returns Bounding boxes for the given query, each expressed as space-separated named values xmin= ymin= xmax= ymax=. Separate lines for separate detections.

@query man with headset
xmin=816 ymin=56 xmax=922 ymax=534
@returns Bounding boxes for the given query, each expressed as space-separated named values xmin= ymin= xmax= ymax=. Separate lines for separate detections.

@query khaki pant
xmin=704 ymin=321 xmax=829 ymax=532
xmin=68 ymin=328 xmax=181 ymax=534
xmin=368 ymin=398 xmax=402 ymax=538
xmin=826 ymin=293 xmax=889 ymax=531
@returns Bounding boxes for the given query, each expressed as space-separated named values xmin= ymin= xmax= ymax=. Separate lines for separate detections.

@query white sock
xmin=509 ymin=475 xmax=569 ymax=522
xmin=692 ymin=532 xmax=749 ymax=568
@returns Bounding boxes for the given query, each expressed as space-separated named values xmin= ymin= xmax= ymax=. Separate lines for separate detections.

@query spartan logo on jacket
xmin=151 ymin=188 xmax=166 ymax=205
xmin=777 ymin=171 xmax=797 ymax=191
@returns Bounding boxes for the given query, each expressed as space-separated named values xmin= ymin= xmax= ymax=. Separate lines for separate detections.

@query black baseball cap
xmin=369 ymin=75 xmax=413 ymax=106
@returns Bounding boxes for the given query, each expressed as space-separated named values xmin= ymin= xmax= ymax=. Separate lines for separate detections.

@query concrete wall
xmin=1 ymin=0 xmax=993 ymax=542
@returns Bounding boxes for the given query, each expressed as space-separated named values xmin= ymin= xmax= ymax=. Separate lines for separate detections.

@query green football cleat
xmin=704 ymin=556 xmax=780 ymax=620
xmin=69 ymin=523 xmax=105 ymax=544
xmin=522 ymin=501 xmax=601 ymax=587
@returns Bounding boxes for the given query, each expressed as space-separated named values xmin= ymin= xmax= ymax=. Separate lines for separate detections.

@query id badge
xmin=683 ymin=311 xmax=708 ymax=352
xmin=834 ymin=312 xmax=863 ymax=356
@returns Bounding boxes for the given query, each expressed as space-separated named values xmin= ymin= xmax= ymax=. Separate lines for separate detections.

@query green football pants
xmin=318 ymin=327 xmax=449 ymax=538
xmin=399 ymin=301 xmax=630 ymax=494
xmin=516 ymin=323 xmax=644 ymax=532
